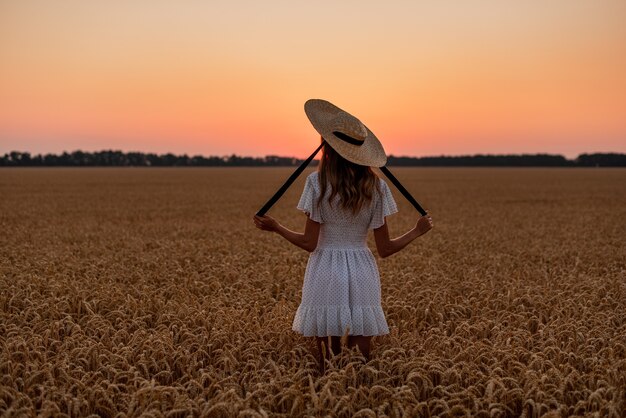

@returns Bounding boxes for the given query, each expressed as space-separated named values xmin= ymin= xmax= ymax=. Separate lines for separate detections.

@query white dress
xmin=291 ymin=171 xmax=398 ymax=337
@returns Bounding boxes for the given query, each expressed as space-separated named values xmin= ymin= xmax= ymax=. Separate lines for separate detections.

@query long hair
xmin=316 ymin=137 xmax=380 ymax=214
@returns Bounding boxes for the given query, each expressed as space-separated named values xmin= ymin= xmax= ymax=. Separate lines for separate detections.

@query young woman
xmin=253 ymin=99 xmax=433 ymax=373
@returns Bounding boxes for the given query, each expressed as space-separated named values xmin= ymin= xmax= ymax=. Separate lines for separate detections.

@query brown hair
xmin=316 ymin=137 xmax=380 ymax=214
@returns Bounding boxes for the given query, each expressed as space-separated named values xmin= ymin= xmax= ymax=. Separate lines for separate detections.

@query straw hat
xmin=304 ymin=99 xmax=387 ymax=167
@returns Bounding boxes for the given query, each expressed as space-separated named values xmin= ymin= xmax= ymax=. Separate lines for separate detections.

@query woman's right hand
xmin=253 ymin=215 xmax=279 ymax=232
xmin=415 ymin=213 xmax=433 ymax=236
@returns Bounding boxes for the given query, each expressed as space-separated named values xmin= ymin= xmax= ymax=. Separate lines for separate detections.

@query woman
xmin=253 ymin=99 xmax=433 ymax=372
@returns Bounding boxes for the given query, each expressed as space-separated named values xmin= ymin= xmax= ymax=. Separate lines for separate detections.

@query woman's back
xmin=297 ymin=171 xmax=398 ymax=249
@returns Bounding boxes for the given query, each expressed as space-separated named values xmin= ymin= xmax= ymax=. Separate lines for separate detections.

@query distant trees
xmin=574 ymin=153 xmax=626 ymax=167
xmin=1 ymin=150 xmax=624 ymax=167
xmin=0 ymin=151 xmax=311 ymax=167
xmin=386 ymin=154 xmax=574 ymax=167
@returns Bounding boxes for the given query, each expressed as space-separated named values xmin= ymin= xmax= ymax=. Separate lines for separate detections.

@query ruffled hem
xmin=292 ymin=304 xmax=390 ymax=337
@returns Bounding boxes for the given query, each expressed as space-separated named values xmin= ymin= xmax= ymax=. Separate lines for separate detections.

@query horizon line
xmin=3 ymin=149 xmax=625 ymax=160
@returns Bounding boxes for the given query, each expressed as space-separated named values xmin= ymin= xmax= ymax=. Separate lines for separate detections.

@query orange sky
xmin=1 ymin=0 xmax=625 ymax=158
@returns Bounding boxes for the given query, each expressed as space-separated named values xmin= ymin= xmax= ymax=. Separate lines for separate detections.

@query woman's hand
xmin=374 ymin=212 xmax=433 ymax=258
xmin=414 ymin=213 xmax=434 ymax=237
xmin=253 ymin=215 xmax=279 ymax=232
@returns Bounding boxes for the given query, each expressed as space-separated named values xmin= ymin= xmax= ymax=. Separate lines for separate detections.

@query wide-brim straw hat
xmin=304 ymin=99 xmax=387 ymax=167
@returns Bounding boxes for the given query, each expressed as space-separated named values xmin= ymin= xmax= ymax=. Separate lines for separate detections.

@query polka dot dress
xmin=292 ymin=171 xmax=398 ymax=337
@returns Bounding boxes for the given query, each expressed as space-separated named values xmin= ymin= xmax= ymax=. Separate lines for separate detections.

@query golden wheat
xmin=0 ymin=167 xmax=624 ymax=417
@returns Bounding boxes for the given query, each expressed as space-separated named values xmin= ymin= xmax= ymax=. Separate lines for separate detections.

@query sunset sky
xmin=1 ymin=0 xmax=625 ymax=158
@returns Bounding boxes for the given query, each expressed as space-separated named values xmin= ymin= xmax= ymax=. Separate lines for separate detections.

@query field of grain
xmin=1 ymin=167 xmax=625 ymax=417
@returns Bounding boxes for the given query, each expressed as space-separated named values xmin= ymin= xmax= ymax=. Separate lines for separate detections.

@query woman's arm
xmin=253 ymin=215 xmax=321 ymax=252
xmin=373 ymin=214 xmax=433 ymax=258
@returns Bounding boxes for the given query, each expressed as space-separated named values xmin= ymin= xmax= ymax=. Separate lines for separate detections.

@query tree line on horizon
xmin=1 ymin=150 xmax=625 ymax=167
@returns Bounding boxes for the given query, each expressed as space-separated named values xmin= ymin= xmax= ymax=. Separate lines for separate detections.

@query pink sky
xmin=1 ymin=0 xmax=625 ymax=158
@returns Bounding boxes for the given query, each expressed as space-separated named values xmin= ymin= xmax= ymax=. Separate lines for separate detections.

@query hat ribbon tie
xmin=332 ymin=131 xmax=365 ymax=146
xmin=256 ymin=141 xmax=325 ymax=216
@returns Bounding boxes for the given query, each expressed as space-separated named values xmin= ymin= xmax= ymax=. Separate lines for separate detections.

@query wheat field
xmin=0 ymin=167 xmax=624 ymax=417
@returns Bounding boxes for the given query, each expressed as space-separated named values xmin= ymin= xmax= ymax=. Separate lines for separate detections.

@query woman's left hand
xmin=253 ymin=215 xmax=279 ymax=232
xmin=414 ymin=213 xmax=434 ymax=237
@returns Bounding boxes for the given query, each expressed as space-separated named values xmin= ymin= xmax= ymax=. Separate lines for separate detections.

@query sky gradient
xmin=1 ymin=0 xmax=625 ymax=158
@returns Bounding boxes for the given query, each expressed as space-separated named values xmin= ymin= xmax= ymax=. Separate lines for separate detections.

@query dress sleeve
xmin=297 ymin=174 xmax=323 ymax=223
xmin=369 ymin=178 xmax=398 ymax=229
